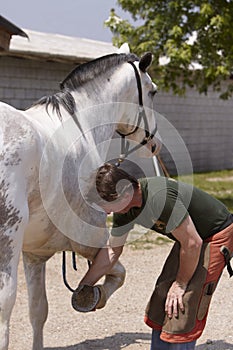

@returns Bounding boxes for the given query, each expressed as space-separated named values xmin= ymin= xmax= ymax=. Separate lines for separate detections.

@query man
xmin=80 ymin=163 xmax=233 ymax=350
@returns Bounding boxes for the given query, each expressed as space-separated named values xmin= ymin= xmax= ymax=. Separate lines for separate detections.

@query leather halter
xmin=115 ymin=61 xmax=157 ymax=167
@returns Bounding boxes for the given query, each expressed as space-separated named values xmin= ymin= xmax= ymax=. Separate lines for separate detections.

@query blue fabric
xmin=150 ymin=329 xmax=196 ymax=350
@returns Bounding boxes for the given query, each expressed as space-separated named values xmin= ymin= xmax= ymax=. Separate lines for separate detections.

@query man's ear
xmin=123 ymin=190 xmax=134 ymax=203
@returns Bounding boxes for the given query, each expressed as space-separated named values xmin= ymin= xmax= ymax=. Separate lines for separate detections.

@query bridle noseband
xmin=115 ymin=61 xmax=157 ymax=166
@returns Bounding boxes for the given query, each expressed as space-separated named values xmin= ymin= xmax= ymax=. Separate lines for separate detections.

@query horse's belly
xmin=23 ymin=207 xmax=54 ymax=250
xmin=23 ymin=205 xmax=74 ymax=255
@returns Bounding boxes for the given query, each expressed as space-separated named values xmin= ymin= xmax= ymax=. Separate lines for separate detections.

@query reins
xmin=115 ymin=61 xmax=157 ymax=167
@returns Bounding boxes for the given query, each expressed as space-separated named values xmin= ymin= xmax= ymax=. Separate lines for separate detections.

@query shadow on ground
xmin=44 ymin=332 xmax=151 ymax=350
xmin=196 ymin=340 xmax=233 ymax=350
xmin=45 ymin=335 xmax=233 ymax=350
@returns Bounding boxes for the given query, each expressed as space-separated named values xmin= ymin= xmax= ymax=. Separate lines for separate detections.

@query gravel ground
xmin=9 ymin=242 xmax=233 ymax=350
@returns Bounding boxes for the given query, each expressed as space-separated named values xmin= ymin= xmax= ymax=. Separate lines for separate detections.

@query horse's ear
xmin=117 ymin=43 xmax=130 ymax=54
xmin=139 ymin=52 xmax=153 ymax=72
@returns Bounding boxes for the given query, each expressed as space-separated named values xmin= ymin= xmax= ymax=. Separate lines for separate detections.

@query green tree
xmin=105 ymin=1 xmax=233 ymax=99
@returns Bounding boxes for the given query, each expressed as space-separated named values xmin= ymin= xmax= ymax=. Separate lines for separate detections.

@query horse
xmin=0 ymin=45 xmax=161 ymax=350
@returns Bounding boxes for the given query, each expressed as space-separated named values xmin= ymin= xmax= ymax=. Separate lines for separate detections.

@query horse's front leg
xmin=0 ymin=231 xmax=24 ymax=350
xmin=96 ymin=260 xmax=126 ymax=309
xmin=0 ymin=174 xmax=29 ymax=350
xmin=22 ymin=252 xmax=52 ymax=350
xmin=71 ymin=259 xmax=126 ymax=312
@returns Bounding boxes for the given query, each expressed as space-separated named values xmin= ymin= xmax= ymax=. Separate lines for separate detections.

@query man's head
xmin=86 ymin=163 xmax=140 ymax=214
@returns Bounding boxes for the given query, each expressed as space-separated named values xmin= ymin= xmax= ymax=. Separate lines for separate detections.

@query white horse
xmin=0 ymin=46 xmax=160 ymax=350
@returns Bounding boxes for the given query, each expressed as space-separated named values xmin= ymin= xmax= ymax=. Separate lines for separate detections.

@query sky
xmin=1 ymin=0 xmax=133 ymax=43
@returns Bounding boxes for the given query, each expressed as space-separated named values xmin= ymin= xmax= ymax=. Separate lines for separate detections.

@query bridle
xmin=115 ymin=61 xmax=157 ymax=167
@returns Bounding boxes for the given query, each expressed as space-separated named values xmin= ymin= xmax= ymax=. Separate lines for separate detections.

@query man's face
xmin=100 ymin=192 xmax=133 ymax=214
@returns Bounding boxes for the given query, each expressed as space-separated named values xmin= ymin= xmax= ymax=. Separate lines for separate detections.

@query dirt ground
xmin=9 ymin=242 xmax=233 ymax=350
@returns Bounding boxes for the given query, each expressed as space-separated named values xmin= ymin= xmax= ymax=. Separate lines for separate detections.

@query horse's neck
xmin=25 ymin=65 xmax=134 ymax=166
xmin=71 ymin=65 xmax=133 ymax=127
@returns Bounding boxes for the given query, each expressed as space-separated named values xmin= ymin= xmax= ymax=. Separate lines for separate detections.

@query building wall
xmin=0 ymin=56 xmax=75 ymax=109
xmin=155 ymin=88 xmax=233 ymax=174
xmin=0 ymin=55 xmax=232 ymax=175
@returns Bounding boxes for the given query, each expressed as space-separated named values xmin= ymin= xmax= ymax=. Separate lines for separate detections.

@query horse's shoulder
xmin=0 ymin=102 xmax=42 ymax=174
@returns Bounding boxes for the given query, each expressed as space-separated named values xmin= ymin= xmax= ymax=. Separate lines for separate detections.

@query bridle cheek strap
xmin=116 ymin=61 xmax=157 ymax=166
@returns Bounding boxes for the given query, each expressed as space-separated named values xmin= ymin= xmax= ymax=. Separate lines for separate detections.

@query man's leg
xmin=150 ymin=329 xmax=196 ymax=350
xmin=151 ymin=329 xmax=169 ymax=350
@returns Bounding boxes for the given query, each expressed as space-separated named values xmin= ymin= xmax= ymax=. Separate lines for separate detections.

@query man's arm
xmin=165 ymin=215 xmax=203 ymax=318
xmin=79 ymin=245 xmax=124 ymax=286
xmin=79 ymin=233 xmax=128 ymax=286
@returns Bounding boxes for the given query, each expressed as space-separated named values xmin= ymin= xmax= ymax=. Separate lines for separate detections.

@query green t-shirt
xmin=112 ymin=177 xmax=231 ymax=240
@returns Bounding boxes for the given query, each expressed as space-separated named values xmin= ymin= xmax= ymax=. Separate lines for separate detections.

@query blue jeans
xmin=150 ymin=329 xmax=196 ymax=350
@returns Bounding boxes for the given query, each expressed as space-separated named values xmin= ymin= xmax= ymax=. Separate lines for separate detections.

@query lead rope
xmin=62 ymin=252 xmax=92 ymax=292
xmin=62 ymin=251 xmax=75 ymax=292
xmin=220 ymin=246 xmax=233 ymax=277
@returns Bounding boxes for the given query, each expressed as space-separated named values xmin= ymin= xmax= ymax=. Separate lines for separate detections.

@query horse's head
xmin=115 ymin=50 xmax=161 ymax=160
xmin=57 ymin=47 xmax=161 ymax=163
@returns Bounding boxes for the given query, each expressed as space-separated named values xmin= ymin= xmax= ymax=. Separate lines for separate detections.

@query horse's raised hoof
xmin=71 ymin=284 xmax=100 ymax=312
xmin=94 ymin=284 xmax=107 ymax=309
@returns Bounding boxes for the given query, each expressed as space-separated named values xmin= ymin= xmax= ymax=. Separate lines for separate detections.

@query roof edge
xmin=0 ymin=15 xmax=28 ymax=38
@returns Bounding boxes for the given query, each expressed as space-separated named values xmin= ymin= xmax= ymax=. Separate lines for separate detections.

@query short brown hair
xmin=86 ymin=163 xmax=139 ymax=204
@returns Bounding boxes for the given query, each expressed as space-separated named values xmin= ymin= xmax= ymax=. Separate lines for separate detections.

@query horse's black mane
xmin=60 ymin=53 xmax=138 ymax=90
xmin=32 ymin=53 xmax=139 ymax=119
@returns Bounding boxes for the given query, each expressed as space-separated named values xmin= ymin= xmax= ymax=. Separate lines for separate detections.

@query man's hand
xmin=165 ymin=280 xmax=187 ymax=318
xmin=165 ymin=215 xmax=203 ymax=318
xmin=79 ymin=244 xmax=124 ymax=286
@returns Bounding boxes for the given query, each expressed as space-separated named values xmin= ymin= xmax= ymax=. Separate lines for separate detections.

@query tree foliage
xmin=105 ymin=1 xmax=233 ymax=99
